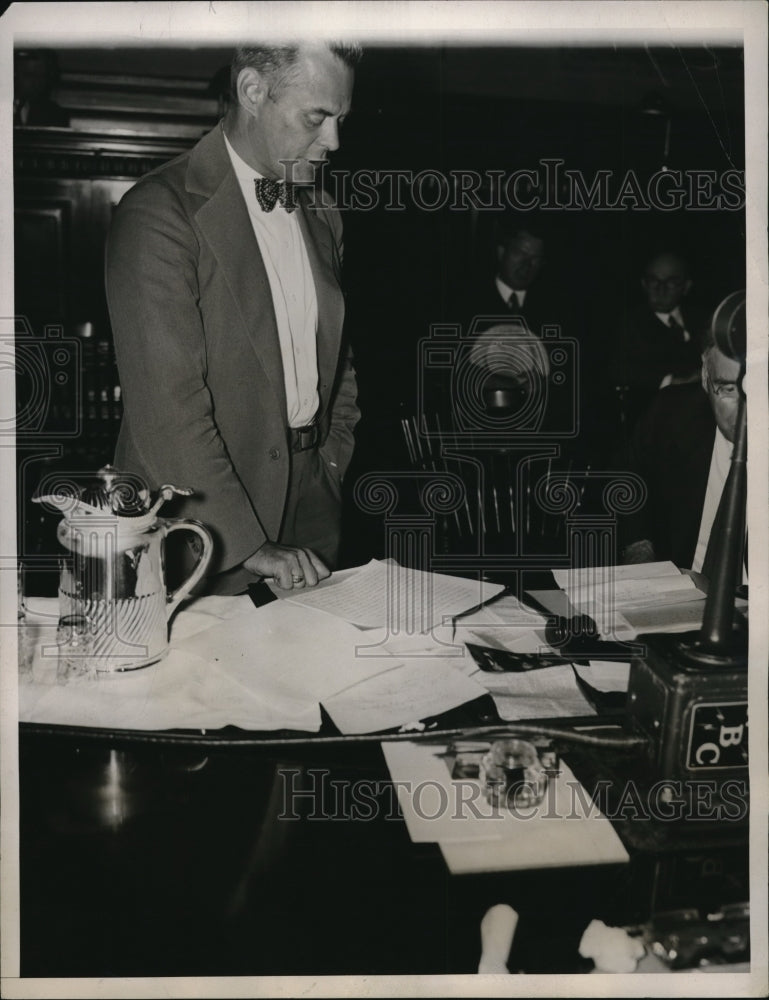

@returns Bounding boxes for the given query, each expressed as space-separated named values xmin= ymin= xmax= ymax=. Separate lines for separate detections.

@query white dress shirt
xmin=654 ymin=306 xmax=690 ymax=341
xmin=224 ymin=132 xmax=319 ymax=428
xmin=691 ymin=427 xmax=746 ymax=579
xmin=495 ymin=276 xmax=527 ymax=311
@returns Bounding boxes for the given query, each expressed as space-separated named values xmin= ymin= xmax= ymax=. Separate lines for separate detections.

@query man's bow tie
xmin=254 ymin=177 xmax=298 ymax=214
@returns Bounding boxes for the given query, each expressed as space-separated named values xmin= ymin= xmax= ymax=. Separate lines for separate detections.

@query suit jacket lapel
xmin=186 ymin=126 xmax=288 ymax=420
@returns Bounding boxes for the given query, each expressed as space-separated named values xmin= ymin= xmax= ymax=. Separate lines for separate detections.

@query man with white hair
xmin=620 ymin=309 xmax=744 ymax=572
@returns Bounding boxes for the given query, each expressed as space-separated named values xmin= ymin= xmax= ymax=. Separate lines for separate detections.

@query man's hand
xmin=243 ymin=541 xmax=331 ymax=590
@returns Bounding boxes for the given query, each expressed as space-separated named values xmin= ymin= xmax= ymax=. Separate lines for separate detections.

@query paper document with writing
xmin=19 ymin=594 xmax=488 ymax=734
xmin=351 ymin=600 xmax=596 ymax=721
xmin=283 ymin=558 xmax=505 ymax=630
xmin=323 ymin=660 xmax=485 ymax=734
xmin=460 ymin=592 xmax=552 ymax=657
xmin=382 ymin=741 xmax=629 ymax=871
xmin=175 ymin=599 xmax=487 ymax=734
xmin=453 ymin=650 xmax=597 ymax=720
xmin=551 ymin=560 xmax=705 ymax=610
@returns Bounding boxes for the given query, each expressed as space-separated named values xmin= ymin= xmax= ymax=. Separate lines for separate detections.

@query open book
xmin=550 ymin=561 xmax=705 ymax=613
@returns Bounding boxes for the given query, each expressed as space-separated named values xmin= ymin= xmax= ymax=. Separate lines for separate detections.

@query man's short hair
xmin=641 ymin=247 xmax=691 ymax=278
xmin=495 ymin=211 xmax=551 ymax=247
xmin=230 ymin=42 xmax=362 ymax=101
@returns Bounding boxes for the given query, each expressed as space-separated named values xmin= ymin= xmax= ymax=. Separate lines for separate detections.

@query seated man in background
xmin=611 ymin=249 xmax=707 ymax=437
xmin=619 ymin=317 xmax=744 ymax=574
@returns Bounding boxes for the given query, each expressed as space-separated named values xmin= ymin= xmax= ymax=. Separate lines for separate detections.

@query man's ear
xmin=700 ymin=357 xmax=709 ymax=393
xmin=682 ymin=278 xmax=693 ymax=297
xmin=235 ymin=66 xmax=267 ymax=117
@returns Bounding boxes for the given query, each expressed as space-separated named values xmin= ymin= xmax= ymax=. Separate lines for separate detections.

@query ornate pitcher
xmin=34 ymin=466 xmax=213 ymax=672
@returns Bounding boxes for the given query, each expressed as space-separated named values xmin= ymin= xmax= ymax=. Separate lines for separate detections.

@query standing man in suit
xmin=619 ymin=316 xmax=743 ymax=572
xmin=106 ymin=42 xmax=361 ymax=594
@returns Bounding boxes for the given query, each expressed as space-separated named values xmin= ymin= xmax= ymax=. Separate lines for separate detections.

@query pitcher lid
xmin=79 ymin=466 xmax=152 ymax=517
xmin=33 ymin=466 xmax=194 ymax=525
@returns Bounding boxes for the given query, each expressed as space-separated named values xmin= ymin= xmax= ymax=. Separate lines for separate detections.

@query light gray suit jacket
xmin=106 ymin=124 xmax=359 ymax=576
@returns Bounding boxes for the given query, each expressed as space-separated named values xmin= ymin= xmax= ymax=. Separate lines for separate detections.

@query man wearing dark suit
xmin=457 ymin=214 xmax=583 ymax=445
xmin=620 ymin=328 xmax=743 ymax=571
xmin=463 ymin=214 xmax=572 ymax=337
xmin=106 ymin=42 xmax=361 ymax=594
xmin=611 ymin=250 xmax=707 ymax=435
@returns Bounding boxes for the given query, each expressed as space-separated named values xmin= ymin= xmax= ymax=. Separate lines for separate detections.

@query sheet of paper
xmin=283 ymin=559 xmax=504 ymax=630
xmin=620 ymin=600 xmax=707 ymax=635
xmin=382 ymin=741 xmax=629 ymax=872
xmin=439 ymin=804 xmax=629 ymax=873
xmin=19 ymin=595 xmax=488 ymax=735
xmin=371 ymin=625 xmax=591 ymax=716
xmin=524 ymin=588 xmax=577 ymax=618
xmin=550 ymin=561 xmax=704 ymax=610
xmin=473 ymin=663 xmax=597 ymax=721
xmin=19 ymin=598 xmax=322 ymax=732
xmin=589 ymin=574 xmax=698 ymax=606
xmin=573 ymin=661 xmax=631 ymax=693
xmin=457 ymin=593 xmax=547 ymax=629
xmin=173 ymin=600 xmax=398 ymax=702
xmin=322 ymin=659 xmax=486 ymax=734
xmin=602 ymin=586 xmax=705 ymax=611
xmin=551 ymin=560 xmax=682 ymax=589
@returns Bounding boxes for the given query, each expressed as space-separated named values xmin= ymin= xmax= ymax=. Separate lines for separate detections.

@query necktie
xmin=509 ymin=292 xmax=523 ymax=314
xmin=254 ymin=177 xmax=298 ymax=214
xmin=667 ymin=315 xmax=687 ymax=341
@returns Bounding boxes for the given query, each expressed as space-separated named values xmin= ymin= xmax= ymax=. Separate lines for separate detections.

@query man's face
xmin=497 ymin=231 xmax=545 ymax=291
xmin=641 ymin=253 xmax=692 ymax=313
xmin=241 ymin=45 xmax=353 ymax=183
xmin=702 ymin=346 xmax=742 ymax=442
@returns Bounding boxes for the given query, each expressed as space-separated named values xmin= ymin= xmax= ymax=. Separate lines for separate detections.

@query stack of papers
xmin=525 ymin=562 xmax=708 ymax=639
xmin=551 ymin=561 xmax=705 ymax=613
xmin=382 ymin=740 xmax=629 ymax=874
xmin=17 ymin=562 xmax=496 ymax=735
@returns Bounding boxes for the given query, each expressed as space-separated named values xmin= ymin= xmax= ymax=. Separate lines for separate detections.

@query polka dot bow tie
xmin=254 ymin=177 xmax=298 ymax=214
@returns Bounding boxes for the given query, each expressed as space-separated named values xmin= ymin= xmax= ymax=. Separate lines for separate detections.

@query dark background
xmin=14 ymin=42 xmax=746 ymax=571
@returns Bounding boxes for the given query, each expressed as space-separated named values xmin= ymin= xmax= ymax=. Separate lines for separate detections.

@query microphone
xmin=711 ymin=289 xmax=746 ymax=363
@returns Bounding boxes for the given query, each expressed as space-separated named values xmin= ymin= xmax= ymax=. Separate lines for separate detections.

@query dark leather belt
xmin=288 ymin=422 xmax=320 ymax=452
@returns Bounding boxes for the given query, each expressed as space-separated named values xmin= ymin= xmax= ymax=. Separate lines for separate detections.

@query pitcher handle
xmin=163 ymin=519 xmax=214 ymax=618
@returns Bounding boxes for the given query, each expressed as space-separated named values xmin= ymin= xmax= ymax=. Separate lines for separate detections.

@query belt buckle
xmin=293 ymin=423 xmax=317 ymax=451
